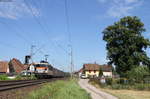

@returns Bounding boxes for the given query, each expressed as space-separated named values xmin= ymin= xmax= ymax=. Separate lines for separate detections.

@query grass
xmin=101 ymin=89 xmax=150 ymax=99
xmin=89 ymin=80 xmax=150 ymax=99
xmin=26 ymin=78 xmax=91 ymax=99
xmin=89 ymin=78 xmax=150 ymax=90
xmin=0 ymin=75 xmax=11 ymax=80
xmin=0 ymin=74 xmax=37 ymax=81
xmin=15 ymin=74 xmax=37 ymax=80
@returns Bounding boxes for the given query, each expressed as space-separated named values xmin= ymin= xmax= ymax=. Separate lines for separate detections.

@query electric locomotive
xmin=34 ymin=61 xmax=53 ymax=78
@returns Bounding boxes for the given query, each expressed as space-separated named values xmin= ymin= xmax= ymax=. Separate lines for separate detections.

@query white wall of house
xmin=29 ymin=65 xmax=35 ymax=72
xmin=6 ymin=67 xmax=9 ymax=73
xmin=85 ymin=71 xmax=99 ymax=77
xmin=79 ymin=72 xmax=82 ymax=77
xmin=103 ymin=72 xmax=112 ymax=77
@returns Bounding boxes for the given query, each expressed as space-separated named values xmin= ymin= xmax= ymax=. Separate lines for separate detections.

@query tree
xmin=99 ymin=68 xmax=103 ymax=77
xmin=102 ymin=16 xmax=150 ymax=77
xmin=127 ymin=66 xmax=150 ymax=83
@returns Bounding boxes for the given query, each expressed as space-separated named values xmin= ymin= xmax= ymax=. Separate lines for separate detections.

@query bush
xmin=106 ymin=82 xmax=150 ymax=91
xmin=15 ymin=75 xmax=22 ymax=80
xmin=89 ymin=77 xmax=150 ymax=91
xmin=0 ymin=75 xmax=10 ymax=80
xmin=15 ymin=74 xmax=37 ymax=80
xmin=110 ymin=84 xmax=122 ymax=89
xmin=127 ymin=66 xmax=150 ymax=83
xmin=105 ymin=78 xmax=113 ymax=85
xmin=29 ymin=74 xmax=37 ymax=80
xmin=133 ymin=83 xmax=150 ymax=91
xmin=112 ymin=78 xmax=120 ymax=84
xmin=106 ymin=78 xmax=128 ymax=85
xmin=110 ymin=84 xmax=131 ymax=90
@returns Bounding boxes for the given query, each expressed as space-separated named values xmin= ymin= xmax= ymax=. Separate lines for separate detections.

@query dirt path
xmin=78 ymin=79 xmax=118 ymax=99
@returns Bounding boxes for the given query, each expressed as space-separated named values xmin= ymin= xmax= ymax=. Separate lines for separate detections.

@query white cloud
xmin=0 ymin=0 xmax=40 ymax=19
xmin=98 ymin=0 xmax=143 ymax=18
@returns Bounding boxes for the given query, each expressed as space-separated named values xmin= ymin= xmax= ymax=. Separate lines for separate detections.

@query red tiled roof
xmin=0 ymin=61 xmax=9 ymax=73
xmin=79 ymin=68 xmax=83 ymax=72
xmin=83 ymin=64 xmax=100 ymax=71
xmin=76 ymin=68 xmax=83 ymax=73
xmin=83 ymin=64 xmax=112 ymax=72
xmin=9 ymin=58 xmax=24 ymax=74
xmin=101 ymin=65 xmax=112 ymax=72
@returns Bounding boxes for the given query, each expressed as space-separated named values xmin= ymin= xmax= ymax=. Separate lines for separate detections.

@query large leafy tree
xmin=102 ymin=16 xmax=150 ymax=77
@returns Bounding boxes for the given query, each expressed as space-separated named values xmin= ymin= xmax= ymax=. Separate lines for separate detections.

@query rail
xmin=0 ymin=78 xmax=58 ymax=91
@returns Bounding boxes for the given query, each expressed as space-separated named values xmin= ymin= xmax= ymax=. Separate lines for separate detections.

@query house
xmin=101 ymin=65 xmax=112 ymax=77
xmin=0 ymin=61 xmax=9 ymax=74
xmin=9 ymin=58 xmax=25 ymax=74
xmin=24 ymin=63 xmax=35 ymax=73
xmin=81 ymin=63 xmax=113 ymax=78
xmin=83 ymin=64 xmax=100 ymax=78
xmin=77 ymin=68 xmax=83 ymax=77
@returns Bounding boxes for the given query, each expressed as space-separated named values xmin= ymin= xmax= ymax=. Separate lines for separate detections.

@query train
xmin=22 ymin=61 xmax=69 ymax=78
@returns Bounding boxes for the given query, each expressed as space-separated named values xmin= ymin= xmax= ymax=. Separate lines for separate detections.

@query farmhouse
xmin=83 ymin=64 xmax=100 ymax=78
xmin=101 ymin=65 xmax=112 ymax=77
xmin=9 ymin=58 xmax=25 ymax=74
xmin=81 ymin=63 xmax=112 ymax=78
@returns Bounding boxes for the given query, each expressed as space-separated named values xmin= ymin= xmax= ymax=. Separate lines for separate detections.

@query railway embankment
xmin=26 ymin=78 xmax=91 ymax=99
xmin=0 ymin=78 xmax=66 ymax=99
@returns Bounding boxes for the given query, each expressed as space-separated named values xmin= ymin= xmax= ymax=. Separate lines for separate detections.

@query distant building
xmin=78 ymin=68 xmax=83 ymax=77
xmin=24 ymin=63 xmax=35 ymax=73
xmin=101 ymin=65 xmax=112 ymax=77
xmin=80 ymin=63 xmax=113 ymax=78
xmin=9 ymin=58 xmax=25 ymax=74
xmin=0 ymin=61 xmax=9 ymax=74
xmin=83 ymin=64 xmax=100 ymax=78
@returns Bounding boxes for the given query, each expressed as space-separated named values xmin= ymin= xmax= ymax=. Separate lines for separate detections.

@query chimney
xmin=25 ymin=55 xmax=31 ymax=64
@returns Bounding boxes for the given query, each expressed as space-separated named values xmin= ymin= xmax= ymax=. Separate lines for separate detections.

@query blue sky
xmin=0 ymin=0 xmax=150 ymax=72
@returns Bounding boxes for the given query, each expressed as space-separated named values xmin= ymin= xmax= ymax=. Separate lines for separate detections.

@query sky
xmin=0 ymin=0 xmax=150 ymax=72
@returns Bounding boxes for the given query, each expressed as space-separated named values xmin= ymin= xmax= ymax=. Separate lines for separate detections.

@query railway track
xmin=0 ymin=78 xmax=59 ymax=91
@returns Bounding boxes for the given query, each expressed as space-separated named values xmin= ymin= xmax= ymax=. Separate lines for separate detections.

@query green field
xmin=26 ymin=79 xmax=91 ymax=99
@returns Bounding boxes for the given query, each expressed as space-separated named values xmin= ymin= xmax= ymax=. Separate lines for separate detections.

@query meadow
xmin=26 ymin=79 xmax=91 ymax=99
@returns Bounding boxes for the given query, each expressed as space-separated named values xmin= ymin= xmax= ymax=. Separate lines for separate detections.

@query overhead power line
xmin=30 ymin=0 xmax=51 ymax=32
xmin=64 ymin=0 xmax=71 ymax=44
xmin=24 ymin=0 xmax=69 ymax=55
xmin=23 ymin=0 xmax=70 ymax=69
xmin=0 ymin=8 xmax=32 ymax=45
xmin=24 ymin=0 xmax=69 ymax=52
xmin=64 ymin=0 xmax=74 ymax=76
xmin=23 ymin=0 xmax=50 ymax=39
xmin=0 ymin=20 xmax=31 ymax=45
xmin=0 ymin=41 xmax=17 ymax=49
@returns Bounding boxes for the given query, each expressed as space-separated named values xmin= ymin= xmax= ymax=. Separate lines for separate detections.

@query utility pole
xmin=64 ymin=0 xmax=74 ymax=78
xmin=69 ymin=45 xmax=74 ymax=78
xmin=30 ymin=45 xmax=36 ymax=62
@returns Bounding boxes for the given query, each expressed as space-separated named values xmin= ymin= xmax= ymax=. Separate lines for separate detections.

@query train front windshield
xmin=35 ymin=64 xmax=48 ymax=67
xmin=35 ymin=64 xmax=48 ymax=73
